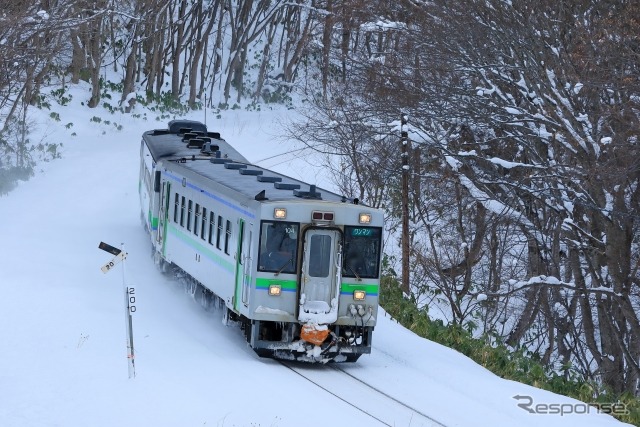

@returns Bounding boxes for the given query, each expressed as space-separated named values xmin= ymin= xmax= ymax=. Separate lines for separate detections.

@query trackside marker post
xmin=99 ymin=241 xmax=136 ymax=379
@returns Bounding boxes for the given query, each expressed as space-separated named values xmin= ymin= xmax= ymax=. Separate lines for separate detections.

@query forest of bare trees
xmin=1 ymin=0 xmax=638 ymax=398
xmin=286 ymin=0 xmax=640 ymax=397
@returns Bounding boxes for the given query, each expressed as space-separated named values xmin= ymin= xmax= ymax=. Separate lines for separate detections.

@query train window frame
xmin=187 ymin=200 xmax=193 ymax=231
xmin=194 ymin=203 xmax=200 ymax=236
xmin=180 ymin=196 xmax=186 ymax=227
xmin=216 ymin=215 xmax=223 ymax=250
xmin=208 ymin=211 xmax=215 ymax=245
xmin=173 ymin=192 xmax=179 ymax=223
xmin=224 ymin=220 xmax=232 ymax=255
xmin=342 ymin=225 xmax=382 ymax=279
xmin=201 ymin=207 xmax=207 ymax=241
xmin=257 ymin=220 xmax=300 ymax=274
xmin=308 ymin=234 xmax=332 ymax=278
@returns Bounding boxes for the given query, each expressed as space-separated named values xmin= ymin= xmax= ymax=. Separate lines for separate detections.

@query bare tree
xmin=364 ymin=0 xmax=640 ymax=394
xmin=288 ymin=0 xmax=640 ymax=395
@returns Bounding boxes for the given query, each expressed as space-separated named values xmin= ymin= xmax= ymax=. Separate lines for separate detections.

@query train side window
xmin=173 ymin=193 xmax=179 ymax=223
xmin=194 ymin=203 xmax=200 ymax=236
xmin=224 ymin=220 xmax=232 ymax=255
xmin=187 ymin=200 xmax=193 ymax=231
xmin=201 ymin=207 xmax=207 ymax=241
xmin=180 ymin=196 xmax=186 ymax=227
xmin=208 ymin=212 xmax=215 ymax=245
xmin=216 ymin=215 xmax=223 ymax=249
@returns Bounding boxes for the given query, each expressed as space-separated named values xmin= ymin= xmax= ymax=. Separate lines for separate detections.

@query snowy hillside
xmin=0 ymin=94 xmax=631 ymax=427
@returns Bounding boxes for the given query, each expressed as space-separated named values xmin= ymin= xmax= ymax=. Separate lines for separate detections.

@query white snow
xmin=255 ymin=306 xmax=291 ymax=315
xmin=0 ymin=89 xmax=630 ymax=427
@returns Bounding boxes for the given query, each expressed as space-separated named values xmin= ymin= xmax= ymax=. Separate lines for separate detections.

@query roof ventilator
xmin=168 ymin=119 xmax=207 ymax=134
xmin=209 ymin=150 xmax=230 ymax=163
xmin=210 ymin=157 xmax=231 ymax=164
xmin=257 ymin=176 xmax=282 ymax=183
xmin=240 ymin=169 xmax=263 ymax=176
xmin=200 ymin=142 xmax=220 ymax=156
xmin=182 ymin=132 xmax=198 ymax=142
xmin=293 ymin=184 xmax=322 ymax=200
xmin=186 ymin=138 xmax=205 ymax=149
xmin=224 ymin=163 xmax=247 ymax=170
xmin=274 ymin=182 xmax=301 ymax=190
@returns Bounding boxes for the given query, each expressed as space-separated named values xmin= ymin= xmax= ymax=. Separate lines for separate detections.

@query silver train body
xmin=139 ymin=120 xmax=383 ymax=362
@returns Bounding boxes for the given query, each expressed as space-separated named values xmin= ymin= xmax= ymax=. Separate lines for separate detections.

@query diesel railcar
xmin=139 ymin=120 xmax=383 ymax=362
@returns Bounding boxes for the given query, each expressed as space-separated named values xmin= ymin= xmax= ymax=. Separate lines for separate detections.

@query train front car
xmin=248 ymin=201 xmax=383 ymax=363
xmin=139 ymin=120 xmax=383 ymax=363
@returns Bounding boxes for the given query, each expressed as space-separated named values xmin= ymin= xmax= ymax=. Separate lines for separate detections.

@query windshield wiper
xmin=348 ymin=265 xmax=362 ymax=282
xmin=274 ymin=258 xmax=292 ymax=276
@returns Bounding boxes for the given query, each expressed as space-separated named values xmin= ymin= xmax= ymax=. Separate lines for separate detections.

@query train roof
xmin=143 ymin=120 xmax=356 ymax=205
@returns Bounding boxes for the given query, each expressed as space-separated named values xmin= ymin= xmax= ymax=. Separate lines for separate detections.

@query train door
xmin=234 ymin=219 xmax=252 ymax=310
xmin=298 ymin=228 xmax=342 ymax=323
xmin=241 ymin=225 xmax=253 ymax=305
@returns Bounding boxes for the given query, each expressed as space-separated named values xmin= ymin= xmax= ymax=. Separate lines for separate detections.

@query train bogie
xmin=139 ymin=120 xmax=383 ymax=362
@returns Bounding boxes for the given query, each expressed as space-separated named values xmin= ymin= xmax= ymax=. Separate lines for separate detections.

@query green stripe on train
xmin=167 ymin=224 xmax=234 ymax=273
xmin=147 ymin=210 xmax=158 ymax=229
xmin=255 ymin=278 xmax=297 ymax=291
xmin=254 ymin=280 xmax=378 ymax=294
xmin=340 ymin=283 xmax=379 ymax=295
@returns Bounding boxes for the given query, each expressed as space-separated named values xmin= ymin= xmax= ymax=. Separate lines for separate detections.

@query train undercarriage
xmin=235 ymin=313 xmax=372 ymax=363
xmin=163 ymin=260 xmax=372 ymax=363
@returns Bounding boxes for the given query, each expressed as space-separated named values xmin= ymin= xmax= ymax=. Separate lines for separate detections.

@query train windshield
xmin=258 ymin=221 xmax=299 ymax=274
xmin=342 ymin=226 xmax=382 ymax=279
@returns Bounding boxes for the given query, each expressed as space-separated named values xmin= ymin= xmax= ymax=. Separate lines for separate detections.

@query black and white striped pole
xmin=99 ymin=241 xmax=136 ymax=379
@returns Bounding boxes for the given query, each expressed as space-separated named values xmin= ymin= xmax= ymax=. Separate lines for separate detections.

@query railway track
xmin=279 ymin=361 xmax=447 ymax=427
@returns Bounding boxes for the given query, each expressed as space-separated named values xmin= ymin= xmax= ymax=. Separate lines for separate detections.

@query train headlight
xmin=268 ymin=284 xmax=282 ymax=296
xmin=353 ymin=290 xmax=366 ymax=301
xmin=359 ymin=213 xmax=371 ymax=224
xmin=274 ymin=208 xmax=287 ymax=219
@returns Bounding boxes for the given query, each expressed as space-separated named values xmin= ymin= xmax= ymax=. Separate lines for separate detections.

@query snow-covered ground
xmin=0 ymin=88 xmax=631 ymax=426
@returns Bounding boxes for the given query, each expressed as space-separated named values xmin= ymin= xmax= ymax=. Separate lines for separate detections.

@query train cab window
xmin=173 ymin=193 xmax=179 ymax=223
xmin=224 ymin=220 xmax=232 ymax=255
xmin=342 ymin=226 xmax=382 ymax=279
xmin=187 ymin=200 xmax=193 ymax=231
xmin=208 ymin=212 xmax=215 ymax=245
xmin=201 ymin=207 xmax=207 ymax=241
xmin=180 ymin=196 xmax=186 ymax=227
xmin=258 ymin=221 xmax=299 ymax=274
xmin=309 ymin=235 xmax=332 ymax=277
xmin=194 ymin=203 xmax=200 ymax=236
xmin=216 ymin=215 xmax=223 ymax=249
